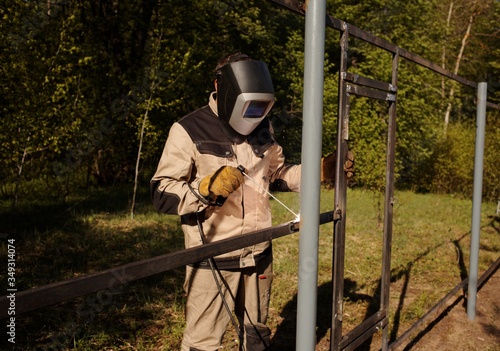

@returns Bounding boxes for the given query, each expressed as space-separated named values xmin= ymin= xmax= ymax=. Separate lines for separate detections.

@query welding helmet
xmin=216 ymin=59 xmax=275 ymax=144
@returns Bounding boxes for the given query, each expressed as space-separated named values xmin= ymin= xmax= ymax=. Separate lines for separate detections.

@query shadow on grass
xmin=270 ymin=279 xmax=375 ymax=350
xmin=0 ymin=186 xmax=145 ymax=237
xmin=0 ymin=186 xmax=188 ymax=350
xmin=3 ymin=193 xmax=498 ymax=350
xmin=270 ymin=225 xmax=483 ymax=351
xmin=6 ymin=269 xmax=187 ymax=351
xmin=488 ymin=215 xmax=500 ymax=236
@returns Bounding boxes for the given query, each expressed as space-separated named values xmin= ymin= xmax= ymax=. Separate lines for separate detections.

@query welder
xmin=151 ymin=52 xmax=353 ymax=351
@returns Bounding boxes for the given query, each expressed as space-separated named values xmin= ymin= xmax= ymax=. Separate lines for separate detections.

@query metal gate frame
xmin=331 ymin=22 xmax=397 ymax=351
xmin=0 ymin=2 xmax=497 ymax=350
xmin=269 ymin=1 xmax=495 ymax=350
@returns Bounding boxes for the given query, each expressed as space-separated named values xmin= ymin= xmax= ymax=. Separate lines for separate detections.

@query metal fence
xmin=0 ymin=212 xmax=336 ymax=318
xmin=272 ymin=1 xmax=498 ymax=350
xmin=1 ymin=1 xmax=499 ymax=351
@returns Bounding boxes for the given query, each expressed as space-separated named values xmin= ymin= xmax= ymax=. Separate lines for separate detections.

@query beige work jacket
xmin=151 ymin=93 xmax=300 ymax=268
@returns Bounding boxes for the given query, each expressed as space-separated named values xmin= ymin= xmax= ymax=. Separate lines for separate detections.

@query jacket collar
xmin=209 ymin=92 xmax=218 ymax=115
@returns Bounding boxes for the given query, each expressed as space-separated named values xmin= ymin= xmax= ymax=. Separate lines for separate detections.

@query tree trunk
xmin=444 ymin=5 xmax=476 ymax=134
xmin=441 ymin=1 xmax=454 ymax=103
xmin=130 ymin=94 xmax=152 ymax=219
xmin=13 ymin=135 xmax=30 ymax=208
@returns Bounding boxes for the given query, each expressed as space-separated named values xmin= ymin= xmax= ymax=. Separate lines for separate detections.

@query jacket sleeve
xmin=150 ymin=123 xmax=208 ymax=215
xmin=267 ymin=143 xmax=301 ymax=193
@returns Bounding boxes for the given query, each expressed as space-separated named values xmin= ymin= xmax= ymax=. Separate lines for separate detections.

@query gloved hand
xmin=199 ymin=166 xmax=244 ymax=201
xmin=321 ymin=150 xmax=355 ymax=181
xmin=344 ymin=150 xmax=355 ymax=179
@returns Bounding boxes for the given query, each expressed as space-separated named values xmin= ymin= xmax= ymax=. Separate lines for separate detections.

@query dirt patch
xmin=310 ymin=268 xmax=500 ymax=351
xmin=405 ymin=268 xmax=500 ymax=351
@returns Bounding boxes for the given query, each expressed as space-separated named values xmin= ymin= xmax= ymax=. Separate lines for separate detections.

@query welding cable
xmin=212 ymin=261 xmax=271 ymax=350
xmin=195 ymin=212 xmax=245 ymax=349
xmin=193 ymin=166 xmax=289 ymax=350
xmin=195 ymin=214 xmax=270 ymax=350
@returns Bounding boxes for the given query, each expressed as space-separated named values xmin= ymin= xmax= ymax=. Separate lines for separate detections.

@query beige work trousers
xmin=181 ymin=253 xmax=273 ymax=351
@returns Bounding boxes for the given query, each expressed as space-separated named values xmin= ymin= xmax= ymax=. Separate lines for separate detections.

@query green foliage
xmin=0 ymin=0 xmax=499 ymax=203
xmin=349 ymin=97 xmax=391 ymax=192
xmin=409 ymin=117 xmax=500 ymax=202
xmin=429 ymin=123 xmax=476 ymax=195
xmin=482 ymin=119 xmax=500 ymax=201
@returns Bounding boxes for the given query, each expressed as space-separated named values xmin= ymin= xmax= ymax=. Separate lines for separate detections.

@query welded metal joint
xmin=386 ymin=93 xmax=396 ymax=102
xmin=334 ymin=208 xmax=342 ymax=221
xmin=343 ymin=72 xmax=359 ymax=83
xmin=343 ymin=87 xmax=351 ymax=140
xmin=298 ymin=0 xmax=307 ymax=13
xmin=343 ymin=114 xmax=350 ymax=140
xmin=337 ymin=300 xmax=344 ymax=321
xmin=289 ymin=220 xmax=301 ymax=232
xmin=341 ymin=22 xmax=349 ymax=50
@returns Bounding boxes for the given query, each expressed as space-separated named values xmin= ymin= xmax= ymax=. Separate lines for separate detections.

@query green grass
xmin=0 ymin=187 xmax=498 ymax=350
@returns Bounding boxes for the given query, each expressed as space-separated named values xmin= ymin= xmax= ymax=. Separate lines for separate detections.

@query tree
xmin=442 ymin=0 xmax=481 ymax=134
xmin=0 ymin=0 xmax=498 ymax=203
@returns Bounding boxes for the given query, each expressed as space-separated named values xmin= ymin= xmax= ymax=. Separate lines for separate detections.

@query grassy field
xmin=0 ymin=187 xmax=498 ymax=350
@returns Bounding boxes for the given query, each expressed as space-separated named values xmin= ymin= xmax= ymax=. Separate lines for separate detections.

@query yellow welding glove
xmin=199 ymin=166 xmax=244 ymax=201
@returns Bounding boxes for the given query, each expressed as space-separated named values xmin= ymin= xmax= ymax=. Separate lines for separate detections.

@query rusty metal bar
xmin=345 ymin=321 xmax=389 ymax=351
xmin=339 ymin=311 xmax=387 ymax=350
xmin=381 ymin=50 xmax=400 ymax=351
xmin=396 ymin=48 xmax=477 ymax=88
xmin=269 ymin=0 xmax=478 ymax=88
xmin=330 ymin=17 xmax=399 ymax=351
xmin=486 ymin=101 xmax=500 ymax=110
xmin=346 ymin=84 xmax=396 ymax=101
xmin=0 ymin=211 xmax=334 ymax=319
xmin=343 ymin=72 xmax=396 ymax=92
xmin=330 ymin=19 xmax=350 ymax=351
xmin=389 ymin=256 xmax=500 ymax=350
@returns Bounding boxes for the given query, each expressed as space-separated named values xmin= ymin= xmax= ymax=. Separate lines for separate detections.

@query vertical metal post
xmin=296 ymin=0 xmax=326 ymax=350
xmin=467 ymin=82 xmax=487 ymax=320
xmin=381 ymin=51 xmax=399 ymax=351
xmin=330 ymin=22 xmax=349 ymax=351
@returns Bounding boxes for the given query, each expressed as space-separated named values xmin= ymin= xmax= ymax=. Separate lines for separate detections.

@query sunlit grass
xmin=0 ymin=187 xmax=498 ymax=350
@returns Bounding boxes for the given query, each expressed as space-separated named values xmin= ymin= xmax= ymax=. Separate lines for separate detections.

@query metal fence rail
xmin=271 ymin=0 xmax=478 ymax=89
xmin=267 ymin=1 xmax=496 ymax=350
xmin=1 ymin=2 xmax=498 ymax=351
xmin=0 ymin=212 xmax=332 ymax=319
xmin=389 ymin=256 xmax=500 ymax=350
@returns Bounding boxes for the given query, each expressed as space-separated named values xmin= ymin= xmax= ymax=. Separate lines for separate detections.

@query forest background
xmin=1 ymin=0 xmax=499 ymax=210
